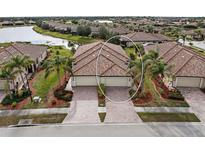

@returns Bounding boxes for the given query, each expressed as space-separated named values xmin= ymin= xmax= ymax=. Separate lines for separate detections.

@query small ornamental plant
xmin=12 ymin=102 xmax=17 ymax=108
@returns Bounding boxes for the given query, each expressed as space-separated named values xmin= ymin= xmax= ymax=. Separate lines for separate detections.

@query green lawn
xmin=137 ymin=112 xmax=200 ymax=122
xmin=0 ymin=114 xmax=67 ymax=127
xmin=31 ymin=46 xmax=72 ymax=102
xmin=33 ymin=26 xmax=97 ymax=44
xmin=0 ymin=42 xmax=12 ymax=48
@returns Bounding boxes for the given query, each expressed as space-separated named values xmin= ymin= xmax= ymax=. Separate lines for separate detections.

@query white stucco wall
xmin=72 ymin=76 xmax=131 ymax=87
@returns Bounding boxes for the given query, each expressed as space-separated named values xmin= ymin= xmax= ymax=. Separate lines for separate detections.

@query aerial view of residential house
xmin=120 ymin=32 xmax=171 ymax=47
xmin=71 ymin=41 xmax=132 ymax=87
xmin=145 ymin=42 xmax=205 ymax=88
xmin=0 ymin=43 xmax=48 ymax=90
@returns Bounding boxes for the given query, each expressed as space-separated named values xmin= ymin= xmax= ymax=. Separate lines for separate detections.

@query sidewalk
xmin=135 ymin=107 xmax=193 ymax=113
xmin=0 ymin=108 xmax=69 ymax=117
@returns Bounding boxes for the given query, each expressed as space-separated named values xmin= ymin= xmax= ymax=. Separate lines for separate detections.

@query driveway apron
xmin=104 ymin=87 xmax=142 ymax=123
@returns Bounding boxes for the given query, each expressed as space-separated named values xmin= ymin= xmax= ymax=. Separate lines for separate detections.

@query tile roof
xmin=121 ymin=32 xmax=171 ymax=42
xmin=0 ymin=43 xmax=47 ymax=64
xmin=144 ymin=42 xmax=205 ymax=78
xmin=73 ymin=41 xmax=130 ymax=77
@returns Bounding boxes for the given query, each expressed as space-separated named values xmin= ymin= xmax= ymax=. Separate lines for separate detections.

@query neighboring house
xmin=108 ymin=27 xmax=132 ymax=35
xmin=145 ymin=42 xmax=205 ymax=88
xmin=0 ymin=43 xmax=48 ymax=90
xmin=71 ymin=41 xmax=132 ymax=87
xmin=120 ymin=32 xmax=171 ymax=47
xmin=1 ymin=21 xmax=14 ymax=26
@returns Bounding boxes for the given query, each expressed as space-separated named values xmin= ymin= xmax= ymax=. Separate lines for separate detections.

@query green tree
xmin=0 ymin=65 xmax=15 ymax=99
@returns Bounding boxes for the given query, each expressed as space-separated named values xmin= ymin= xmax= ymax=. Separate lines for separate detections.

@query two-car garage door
xmin=175 ymin=77 xmax=205 ymax=88
xmin=72 ymin=76 xmax=131 ymax=87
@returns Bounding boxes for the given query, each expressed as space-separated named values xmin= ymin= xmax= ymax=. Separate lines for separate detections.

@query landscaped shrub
xmin=2 ymin=90 xmax=30 ymax=105
xmin=168 ymin=90 xmax=184 ymax=101
xmin=97 ymin=83 xmax=105 ymax=98
xmin=12 ymin=102 xmax=17 ymax=108
xmin=97 ymin=83 xmax=106 ymax=107
xmin=54 ymin=88 xmax=73 ymax=102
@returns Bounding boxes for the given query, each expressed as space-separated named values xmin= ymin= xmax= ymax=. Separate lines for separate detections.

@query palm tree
xmin=6 ymin=55 xmax=34 ymax=100
xmin=0 ymin=65 xmax=15 ymax=99
xmin=44 ymin=50 xmax=65 ymax=86
xmin=62 ymin=58 xmax=73 ymax=82
xmin=129 ymin=50 xmax=171 ymax=95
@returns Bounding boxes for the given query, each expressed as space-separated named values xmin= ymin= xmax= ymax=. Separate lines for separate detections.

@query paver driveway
xmin=179 ymin=88 xmax=205 ymax=122
xmin=63 ymin=86 xmax=100 ymax=124
xmin=104 ymin=87 xmax=142 ymax=123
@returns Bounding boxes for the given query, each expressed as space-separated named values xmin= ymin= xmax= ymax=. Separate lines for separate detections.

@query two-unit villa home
xmin=71 ymin=41 xmax=132 ymax=87
xmin=145 ymin=42 xmax=205 ymax=88
xmin=0 ymin=43 xmax=48 ymax=90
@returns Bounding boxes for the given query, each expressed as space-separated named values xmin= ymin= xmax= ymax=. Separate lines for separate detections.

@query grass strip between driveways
xmin=98 ymin=113 xmax=106 ymax=122
xmin=0 ymin=114 xmax=67 ymax=127
xmin=137 ymin=112 xmax=200 ymax=122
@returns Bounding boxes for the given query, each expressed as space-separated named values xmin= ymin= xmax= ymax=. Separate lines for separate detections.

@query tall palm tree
xmin=0 ymin=65 xmax=15 ymax=99
xmin=129 ymin=50 xmax=171 ymax=95
xmin=63 ymin=58 xmax=73 ymax=82
xmin=6 ymin=55 xmax=34 ymax=100
xmin=44 ymin=51 xmax=66 ymax=85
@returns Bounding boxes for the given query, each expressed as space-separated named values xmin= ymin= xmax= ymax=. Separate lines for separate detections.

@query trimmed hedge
xmin=168 ymin=90 xmax=184 ymax=101
xmin=2 ymin=90 xmax=31 ymax=105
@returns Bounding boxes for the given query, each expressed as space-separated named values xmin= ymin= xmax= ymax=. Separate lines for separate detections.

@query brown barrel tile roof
xmin=73 ymin=41 xmax=130 ymax=77
xmin=0 ymin=43 xmax=47 ymax=64
xmin=144 ymin=42 xmax=205 ymax=78
xmin=121 ymin=32 xmax=171 ymax=42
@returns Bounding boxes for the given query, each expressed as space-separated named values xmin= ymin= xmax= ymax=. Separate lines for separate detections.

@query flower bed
xmin=54 ymin=84 xmax=73 ymax=102
xmin=1 ymin=90 xmax=31 ymax=106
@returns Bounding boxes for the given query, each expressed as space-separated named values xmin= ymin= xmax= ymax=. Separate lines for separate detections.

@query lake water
xmin=178 ymin=39 xmax=205 ymax=50
xmin=0 ymin=26 xmax=78 ymax=49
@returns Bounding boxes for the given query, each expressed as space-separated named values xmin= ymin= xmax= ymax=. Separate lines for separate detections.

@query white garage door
xmin=176 ymin=77 xmax=201 ymax=88
xmin=103 ymin=77 xmax=130 ymax=87
xmin=73 ymin=76 xmax=131 ymax=87
xmin=74 ymin=76 xmax=97 ymax=86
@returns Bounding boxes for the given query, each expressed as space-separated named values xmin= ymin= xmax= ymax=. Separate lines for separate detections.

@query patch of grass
xmin=98 ymin=113 xmax=106 ymax=122
xmin=134 ymin=100 xmax=189 ymax=107
xmin=0 ymin=114 xmax=67 ymax=127
xmin=33 ymin=26 xmax=97 ymax=44
xmin=137 ymin=112 xmax=200 ymax=122
xmin=32 ymin=69 xmax=64 ymax=100
xmin=0 ymin=42 xmax=12 ymax=48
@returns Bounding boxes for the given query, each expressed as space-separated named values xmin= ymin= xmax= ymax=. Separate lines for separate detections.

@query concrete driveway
xmin=179 ymin=88 xmax=205 ymax=122
xmin=104 ymin=87 xmax=142 ymax=123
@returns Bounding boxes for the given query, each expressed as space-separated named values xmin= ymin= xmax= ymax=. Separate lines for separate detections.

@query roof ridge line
xmin=75 ymin=46 xmax=101 ymax=63
xmin=166 ymin=47 xmax=184 ymax=63
xmin=4 ymin=48 xmax=13 ymax=56
xmin=160 ymin=43 xmax=178 ymax=58
xmin=73 ymin=55 xmax=96 ymax=73
xmin=101 ymin=54 xmax=127 ymax=71
xmin=100 ymin=64 xmax=115 ymax=76
xmin=74 ymin=42 xmax=102 ymax=59
xmin=103 ymin=43 xmax=128 ymax=59
xmin=11 ymin=44 xmax=24 ymax=55
xmin=174 ymin=55 xmax=194 ymax=75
